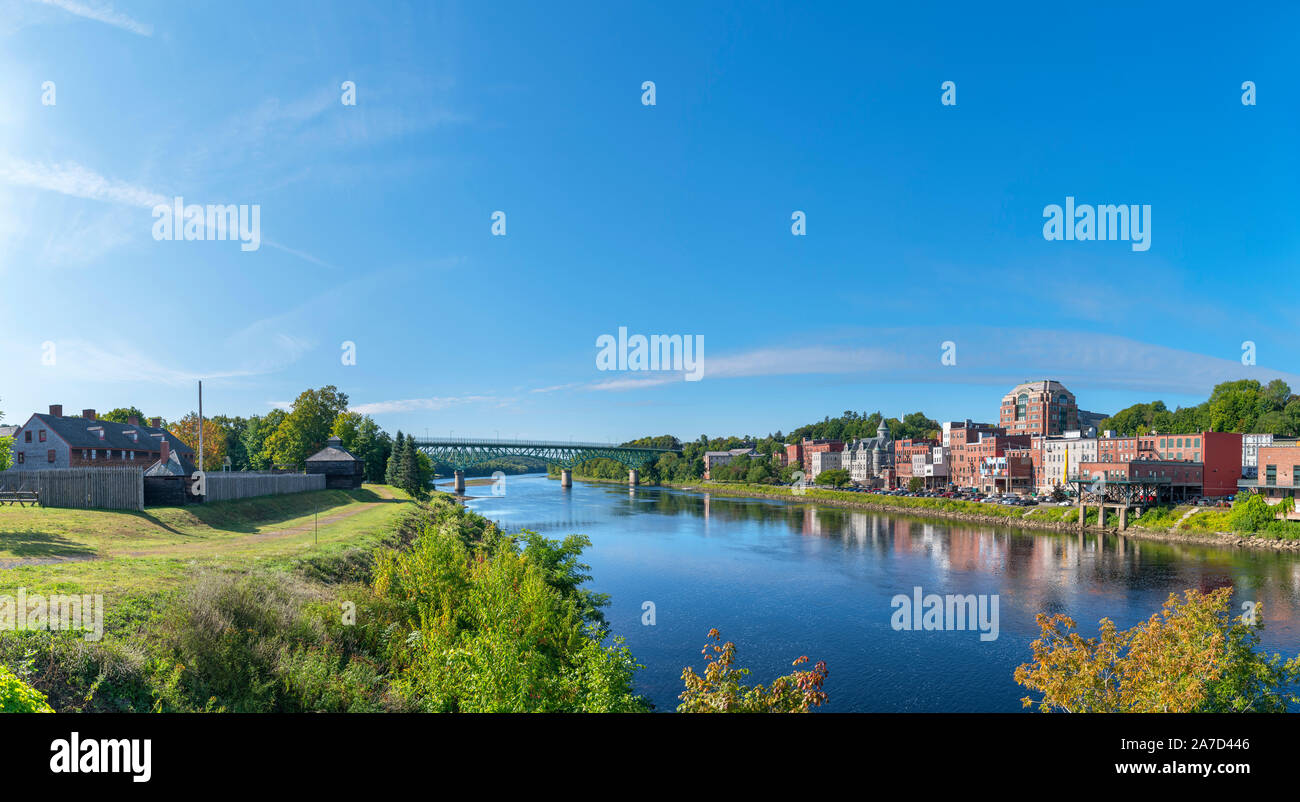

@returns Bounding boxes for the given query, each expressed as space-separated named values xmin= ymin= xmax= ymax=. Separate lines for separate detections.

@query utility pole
xmin=198 ymin=380 xmax=204 ymax=471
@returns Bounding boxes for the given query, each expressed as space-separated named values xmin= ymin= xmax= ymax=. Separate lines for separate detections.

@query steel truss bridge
xmin=412 ymin=437 xmax=680 ymax=492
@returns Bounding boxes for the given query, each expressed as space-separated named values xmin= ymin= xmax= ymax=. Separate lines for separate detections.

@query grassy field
xmin=0 ymin=484 xmax=412 ymax=598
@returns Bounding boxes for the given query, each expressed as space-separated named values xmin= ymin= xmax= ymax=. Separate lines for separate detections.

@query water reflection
xmin=466 ymin=475 xmax=1300 ymax=711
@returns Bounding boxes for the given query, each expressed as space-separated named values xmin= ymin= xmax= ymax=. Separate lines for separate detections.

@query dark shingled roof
xmin=28 ymin=413 xmax=194 ymax=456
xmin=144 ymin=449 xmax=195 ymax=477
xmin=306 ymin=436 xmax=359 ymax=463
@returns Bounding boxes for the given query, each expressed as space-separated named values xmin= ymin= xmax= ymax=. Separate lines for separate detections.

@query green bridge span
xmin=411 ymin=437 xmax=679 ymax=493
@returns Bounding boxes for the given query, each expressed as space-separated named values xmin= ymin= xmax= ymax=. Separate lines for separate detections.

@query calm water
xmin=449 ymin=473 xmax=1300 ymax=712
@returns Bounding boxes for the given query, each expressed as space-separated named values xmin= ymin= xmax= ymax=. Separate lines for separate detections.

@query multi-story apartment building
xmin=1035 ymin=433 xmax=1099 ymax=492
xmin=1241 ymin=440 xmax=1300 ymax=502
xmin=980 ymin=447 xmax=1035 ymax=494
xmin=1242 ymin=433 xmax=1274 ymax=479
xmin=788 ymin=438 xmax=844 ymax=475
xmin=910 ymin=446 xmax=950 ymax=489
xmin=810 ymin=450 xmax=842 ymax=481
xmin=952 ymin=432 xmax=1030 ymax=490
xmin=702 ymin=447 xmax=758 ymax=479
xmin=8 ymin=405 xmax=193 ymax=472
xmin=999 ymin=380 xmax=1080 ymax=437
xmin=941 ymin=420 xmax=1000 ymax=449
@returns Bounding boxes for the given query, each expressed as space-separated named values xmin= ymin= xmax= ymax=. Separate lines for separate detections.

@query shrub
xmin=1016 ymin=587 xmax=1300 ymax=712
xmin=0 ymin=663 xmax=54 ymax=713
xmin=678 ymin=629 xmax=828 ymax=712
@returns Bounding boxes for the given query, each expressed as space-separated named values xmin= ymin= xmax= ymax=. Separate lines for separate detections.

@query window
xmin=16 ymin=452 xmax=24 ymax=464
xmin=39 ymin=430 xmax=46 ymax=442
xmin=47 ymin=449 xmax=56 ymax=463
xmin=24 ymin=430 xmax=31 ymax=443
xmin=1016 ymin=393 xmax=1028 ymax=420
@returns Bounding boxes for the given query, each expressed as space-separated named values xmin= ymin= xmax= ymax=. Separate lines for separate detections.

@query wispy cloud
xmin=0 ymin=155 xmax=166 ymax=208
xmin=350 ymin=395 xmax=503 ymax=415
xmin=568 ymin=329 xmax=1300 ymax=398
xmin=30 ymin=0 xmax=152 ymax=37
xmin=0 ymin=154 xmax=337 ymax=269
xmin=28 ymin=338 xmax=259 ymax=386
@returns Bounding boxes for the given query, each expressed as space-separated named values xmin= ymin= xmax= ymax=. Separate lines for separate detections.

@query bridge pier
xmin=560 ymin=468 xmax=572 ymax=488
xmin=628 ymin=468 xmax=639 ymax=487
xmin=453 ymin=470 xmax=466 ymax=494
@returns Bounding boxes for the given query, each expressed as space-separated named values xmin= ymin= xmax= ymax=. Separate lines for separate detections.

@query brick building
xmin=999 ymin=380 xmax=1080 ymax=437
xmin=1079 ymin=459 xmax=1204 ymax=501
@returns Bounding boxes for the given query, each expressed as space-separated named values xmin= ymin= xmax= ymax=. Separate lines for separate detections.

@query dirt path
xmin=122 ymin=500 xmax=387 ymax=558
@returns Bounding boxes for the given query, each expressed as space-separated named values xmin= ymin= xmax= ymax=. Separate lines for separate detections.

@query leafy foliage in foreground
xmin=1015 ymin=587 xmax=1300 ymax=712
xmin=678 ymin=629 xmax=828 ymax=713
xmin=0 ymin=663 xmax=54 ymax=713
xmin=0 ymin=496 xmax=647 ymax=713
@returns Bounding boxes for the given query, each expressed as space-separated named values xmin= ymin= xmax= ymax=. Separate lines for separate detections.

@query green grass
xmin=0 ymin=484 xmax=412 ymax=597
xmin=693 ymin=482 xmax=1035 ymax=519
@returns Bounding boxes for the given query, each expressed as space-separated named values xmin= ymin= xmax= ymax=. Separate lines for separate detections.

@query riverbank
xmin=549 ymin=473 xmax=1300 ymax=553
xmin=685 ymin=482 xmax=1300 ymax=552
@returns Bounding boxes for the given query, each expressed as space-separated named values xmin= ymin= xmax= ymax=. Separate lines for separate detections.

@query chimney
xmin=150 ymin=417 xmax=162 ymax=429
xmin=82 ymin=409 xmax=96 ymax=420
xmin=128 ymin=416 xmax=140 ymax=426
xmin=160 ymin=439 xmax=170 ymax=463
xmin=49 ymin=404 xmax=63 ymax=417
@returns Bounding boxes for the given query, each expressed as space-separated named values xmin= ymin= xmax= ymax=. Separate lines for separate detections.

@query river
xmin=446 ymin=473 xmax=1300 ymax=712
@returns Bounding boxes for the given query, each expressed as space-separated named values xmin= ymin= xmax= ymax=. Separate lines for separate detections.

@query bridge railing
xmin=412 ymin=437 xmax=678 ymax=452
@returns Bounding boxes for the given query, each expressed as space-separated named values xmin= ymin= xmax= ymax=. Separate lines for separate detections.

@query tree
xmin=170 ymin=413 xmax=229 ymax=471
xmin=264 ymin=386 xmax=350 ymax=469
xmin=399 ymin=434 xmax=421 ymax=495
xmin=208 ymin=415 xmax=251 ymax=470
xmin=814 ymin=468 xmax=851 ymax=487
xmin=242 ymin=410 xmax=286 ymax=471
xmin=908 ymin=476 xmax=924 ymax=492
xmin=101 ymin=407 xmax=150 ymax=426
xmin=1015 ymin=587 xmax=1300 ymax=713
xmin=332 ymin=412 xmax=390 ymax=483
xmin=385 ymin=430 xmax=404 ymax=486
xmin=678 ymin=629 xmax=828 ymax=712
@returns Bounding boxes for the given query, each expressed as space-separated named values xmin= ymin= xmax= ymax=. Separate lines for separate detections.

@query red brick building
xmin=1079 ymin=459 xmax=1204 ymax=500
xmin=952 ymin=432 xmax=1029 ymax=491
xmin=999 ymin=380 xmax=1080 ymax=437
xmin=1097 ymin=431 xmax=1242 ymax=498
xmin=787 ymin=438 xmax=843 ymax=474
xmin=1247 ymin=442 xmax=1300 ymax=500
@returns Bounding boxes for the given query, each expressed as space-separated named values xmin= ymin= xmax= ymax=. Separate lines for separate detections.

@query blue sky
xmin=1 ymin=1 xmax=1297 ymax=441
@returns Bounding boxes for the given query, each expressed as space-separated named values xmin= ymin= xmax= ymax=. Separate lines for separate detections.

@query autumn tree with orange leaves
xmin=1015 ymin=587 xmax=1300 ymax=713
xmin=678 ymin=629 xmax=828 ymax=712
xmin=169 ymin=413 xmax=229 ymax=472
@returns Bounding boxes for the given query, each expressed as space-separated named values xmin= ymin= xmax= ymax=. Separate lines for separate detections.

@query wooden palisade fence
xmin=0 ymin=467 xmax=144 ymax=511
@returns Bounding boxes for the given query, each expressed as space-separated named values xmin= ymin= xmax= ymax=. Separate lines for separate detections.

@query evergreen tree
xmin=386 ymin=429 xmax=403 ymax=486
xmin=400 ymin=433 xmax=420 ymax=495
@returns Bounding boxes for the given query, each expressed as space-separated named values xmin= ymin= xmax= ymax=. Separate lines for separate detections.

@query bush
xmin=1016 ymin=587 xmax=1300 ymax=712
xmin=0 ymin=663 xmax=54 ymax=713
